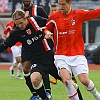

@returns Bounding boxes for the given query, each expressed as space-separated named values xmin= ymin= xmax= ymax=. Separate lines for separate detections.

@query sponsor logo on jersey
xmin=26 ymin=29 xmax=32 ymax=35
xmin=27 ymin=34 xmax=42 ymax=45
xmin=71 ymin=19 xmax=75 ymax=26
xmin=59 ymin=30 xmax=75 ymax=35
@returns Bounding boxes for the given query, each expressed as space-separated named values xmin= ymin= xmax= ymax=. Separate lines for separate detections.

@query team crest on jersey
xmin=71 ymin=19 xmax=75 ymax=26
xmin=26 ymin=29 xmax=32 ymax=35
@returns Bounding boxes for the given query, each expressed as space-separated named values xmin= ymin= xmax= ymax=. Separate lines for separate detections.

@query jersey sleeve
xmin=37 ymin=6 xmax=48 ymax=19
xmin=4 ymin=28 xmax=11 ymax=35
xmin=0 ymin=32 xmax=18 ymax=53
xmin=77 ymin=8 xmax=100 ymax=22
xmin=3 ymin=21 xmax=14 ymax=35
xmin=44 ymin=14 xmax=55 ymax=32
xmin=34 ymin=16 xmax=47 ymax=27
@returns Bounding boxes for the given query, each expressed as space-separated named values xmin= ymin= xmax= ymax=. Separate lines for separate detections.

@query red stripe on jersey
xmin=32 ymin=5 xmax=35 ymax=16
xmin=42 ymin=39 xmax=51 ymax=51
xmin=32 ymin=5 xmax=37 ymax=16
xmin=28 ymin=17 xmax=40 ymax=32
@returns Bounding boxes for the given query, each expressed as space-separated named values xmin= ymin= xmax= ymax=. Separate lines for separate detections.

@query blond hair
xmin=12 ymin=9 xmax=26 ymax=21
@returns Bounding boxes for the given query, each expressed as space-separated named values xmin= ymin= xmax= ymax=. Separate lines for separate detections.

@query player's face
xmin=14 ymin=18 xmax=27 ymax=30
xmin=58 ymin=0 xmax=71 ymax=14
xmin=50 ymin=7 xmax=58 ymax=14
xmin=22 ymin=0 xmax=31 ymax=6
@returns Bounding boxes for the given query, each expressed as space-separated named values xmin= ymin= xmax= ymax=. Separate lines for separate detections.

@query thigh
xmin=23 ymin=61 xmax=31 ymax=68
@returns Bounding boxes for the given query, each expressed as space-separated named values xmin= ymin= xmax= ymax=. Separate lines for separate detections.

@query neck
xmin=67 ymin=7 xmax=71 ymax=15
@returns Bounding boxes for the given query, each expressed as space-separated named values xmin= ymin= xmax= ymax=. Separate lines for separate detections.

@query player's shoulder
xmin=49 ymin=10 xmax=61 ymax=19
xmin=31 ymin=4 xmax=42 ymax=9
xmin=68 ymin=9 xmax=85 ymax=17
xmin=12 ymin=26 xmax=20 ymax=33
xmin=71 ymin=9 xmax=87 ymax=14
xmin=10 ymin=27 xmax=23 ymax=38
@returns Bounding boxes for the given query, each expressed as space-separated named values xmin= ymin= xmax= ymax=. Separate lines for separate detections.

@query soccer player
xmin=4 ymin=21 xmax=23 ymax=79
xmin=21 ymin=0 xmax=52 ymax=99
xmin=0 ymin=9 xmax=62 ymax=100
xmin=44 ymin=0 xmax=100 ymax=99
xmin=49 ymin=3 xmax=59 ymax=15
xmin=49 ymin=3 xmax=83 ymax=100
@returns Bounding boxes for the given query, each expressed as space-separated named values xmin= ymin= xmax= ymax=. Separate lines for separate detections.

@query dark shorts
xmin=30 ymin=63 xmax=62 ymax=80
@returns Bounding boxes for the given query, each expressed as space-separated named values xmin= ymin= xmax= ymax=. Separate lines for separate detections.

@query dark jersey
xmin=23 ymin=4 xmax=48 ymax=18
xmin=0 ymin=16 xmax=54 ymax=64
xmin=23 ymin=4 xmax=54 ymax=51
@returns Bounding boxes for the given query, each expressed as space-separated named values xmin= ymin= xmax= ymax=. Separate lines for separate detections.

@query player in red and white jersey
xmin=44 ymin=0 xmax=100 ymax=99
xmin=49 ymin=4 xmax=83 ymax=99
xmin=4 ymin=21 xmax=23 ymax=79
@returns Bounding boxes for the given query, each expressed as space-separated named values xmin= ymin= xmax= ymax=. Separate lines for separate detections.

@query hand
xmin=44 ymin=30 xmax=53 ymax=39
xmin=40 ymin=27 xmax=46 ymax=32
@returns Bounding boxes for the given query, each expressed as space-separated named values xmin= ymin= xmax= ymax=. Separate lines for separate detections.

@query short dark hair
xmin=50 ymin=4 xmax=58 ymax=8
xmin=66 ymin=0 xmax=71 ymax=3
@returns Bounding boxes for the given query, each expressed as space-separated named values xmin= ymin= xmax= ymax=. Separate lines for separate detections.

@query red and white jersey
xmin=4 ymin=21 xmax=22 ymax=46
xmin=45 ymin=9 xmax=100 ymax=56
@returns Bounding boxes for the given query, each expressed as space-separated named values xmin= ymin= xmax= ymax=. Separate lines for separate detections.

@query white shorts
xmin=54 ymin=55 xmax=89 ymax=77
xmin=11 ymin=46 xmax=22 ymax=57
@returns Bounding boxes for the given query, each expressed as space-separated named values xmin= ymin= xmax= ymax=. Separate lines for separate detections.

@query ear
xmin=69 ymin=0 xmax=72 ymax=4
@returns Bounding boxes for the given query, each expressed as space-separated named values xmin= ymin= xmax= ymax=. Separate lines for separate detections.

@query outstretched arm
xmin=0 ymin=35 xmax=17 ymax=53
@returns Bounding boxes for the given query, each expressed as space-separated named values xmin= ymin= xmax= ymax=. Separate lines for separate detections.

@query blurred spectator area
xmin=72 ymin=0 xmax=100 ymax=9
xmin=1 ymin=0 xmax=100 ymax=14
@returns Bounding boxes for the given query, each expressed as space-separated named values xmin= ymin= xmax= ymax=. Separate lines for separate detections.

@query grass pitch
xmin=0 ymin=70 xmax=100 ymax=100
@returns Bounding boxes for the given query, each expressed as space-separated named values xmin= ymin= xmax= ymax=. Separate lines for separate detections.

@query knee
xmin=62 ymin=78 xmax=71 ymax=85
xmin=81 ymin=79 xmax=90 ymax=86
xmin=59 ymin=68 xmax=71 ymax=85
xmin=79 ymin=77 xmax=90 ymax=86
xmin=31 ymin=79 xmax=39 ymax=87
xmin=78 ymin=74 xmax=90 ymax=86
xmin=30 ymin=72 xmax=42 ymax=87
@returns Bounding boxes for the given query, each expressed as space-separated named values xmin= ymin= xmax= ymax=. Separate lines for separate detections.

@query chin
xmin=20 ymin=28 xmax=25 ymax=30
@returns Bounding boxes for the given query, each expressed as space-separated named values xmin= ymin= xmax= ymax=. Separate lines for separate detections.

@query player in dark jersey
xmin=22 ymin=0 xmax=48 ymax=18
xmin=21 ymin=0 xmax=52 ymax=99
xmin=0 ymin=9 xmax=61 ymax=100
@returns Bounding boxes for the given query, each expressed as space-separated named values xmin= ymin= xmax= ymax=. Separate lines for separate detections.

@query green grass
xmin=0 ymin=70 xmax=100 ymax=100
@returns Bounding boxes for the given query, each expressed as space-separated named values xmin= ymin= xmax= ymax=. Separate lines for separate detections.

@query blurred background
xmin=0 ymin=0 xmax=100 ymax=63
